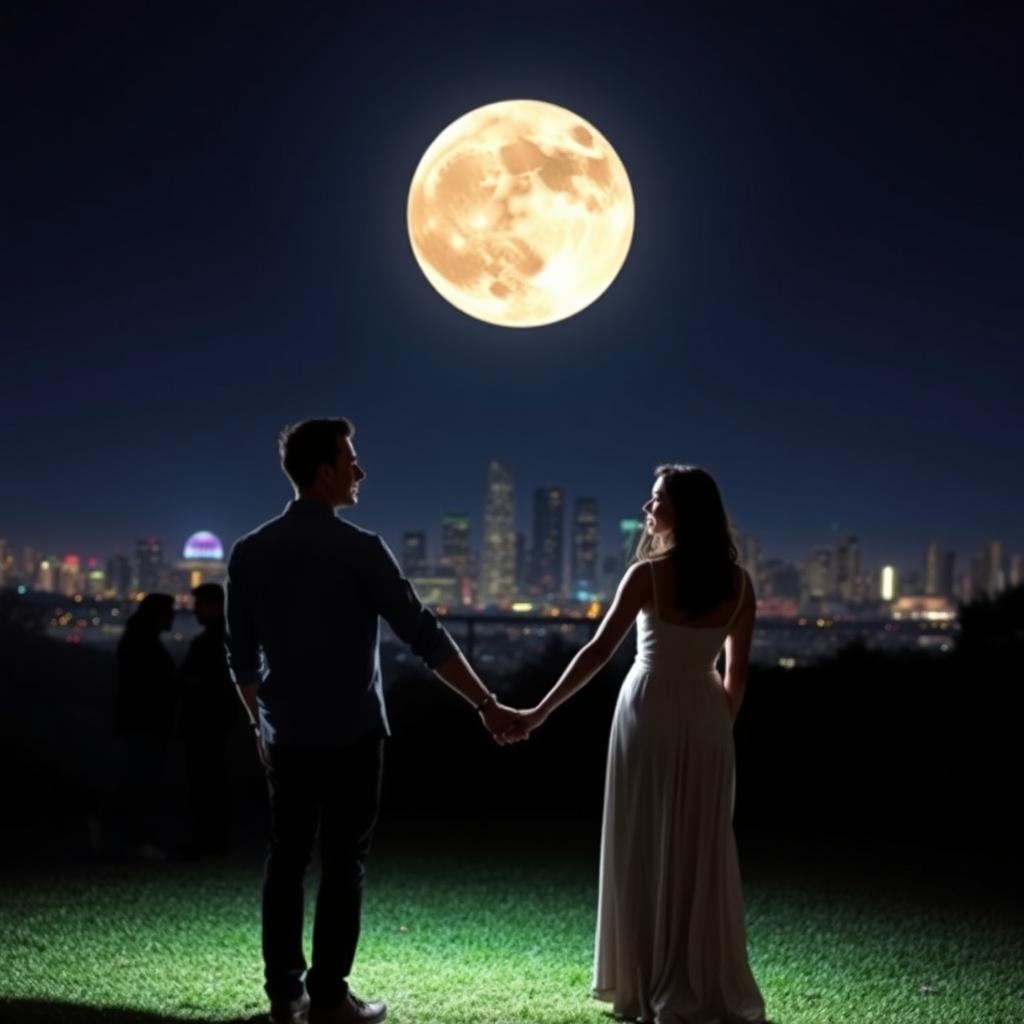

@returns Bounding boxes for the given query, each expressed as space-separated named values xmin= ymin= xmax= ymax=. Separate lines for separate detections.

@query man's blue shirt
xmin=225 ymin=498 xmax=458 ymax=746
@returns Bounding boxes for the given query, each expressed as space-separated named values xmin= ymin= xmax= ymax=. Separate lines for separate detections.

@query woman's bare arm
xmin=510 ymin=563 xmax=651 ymax=735
xmin=722 ymin=570 xmax=756 ymax=721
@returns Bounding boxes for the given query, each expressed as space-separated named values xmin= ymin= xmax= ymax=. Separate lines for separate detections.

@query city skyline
xmin=2 ymin=451 xmax=1021 ymax=599
xmin=3 ymin=462 xmax=1019 ymax=609
xmin=4 ymin=7 xmax=1022 ymax=573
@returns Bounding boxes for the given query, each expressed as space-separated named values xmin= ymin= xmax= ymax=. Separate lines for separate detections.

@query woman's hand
xmin=500 ymin=706 xmax=549 ymax=743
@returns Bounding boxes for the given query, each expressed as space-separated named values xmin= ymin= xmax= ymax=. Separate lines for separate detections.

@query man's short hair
xmin=278 ymin=417 xmax=354 ymax=491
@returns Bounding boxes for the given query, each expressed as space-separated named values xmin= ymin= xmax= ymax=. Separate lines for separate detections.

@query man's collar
xmin=285 ymin=497 xmax=337 ymax=517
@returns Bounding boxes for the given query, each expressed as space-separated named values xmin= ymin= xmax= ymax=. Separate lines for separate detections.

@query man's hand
xmin=500 ymin=706 xmax=547 ymax=744
xmin=480 ymin=702 xmax=531 ymax=745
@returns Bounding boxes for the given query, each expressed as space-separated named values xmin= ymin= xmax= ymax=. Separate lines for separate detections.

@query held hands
xmin=478 ymin=701 xmax=525 ymax=745
xmin=478 ymin=700 xmax=548 ymax=745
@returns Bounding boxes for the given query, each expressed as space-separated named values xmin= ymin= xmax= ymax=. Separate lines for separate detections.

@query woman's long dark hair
xmin=635 ymin=465 xmax=738 ymax=617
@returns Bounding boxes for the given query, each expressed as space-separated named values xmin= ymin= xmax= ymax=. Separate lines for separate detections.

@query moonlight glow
xmin=407 ymin=99 xmax=634 ymax=328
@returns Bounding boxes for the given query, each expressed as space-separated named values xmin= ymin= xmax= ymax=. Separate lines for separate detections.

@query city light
xmin=183 ymin=531 xmax=224 ymax=560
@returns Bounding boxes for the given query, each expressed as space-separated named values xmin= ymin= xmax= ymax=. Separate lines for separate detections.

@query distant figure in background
xmin=508 ymin=465 xmax=766 ymax=1024
xmin=179 ymin=582 xmax=238 ymax=858
xmin=112 ymin=591 xmax=177 ymax=860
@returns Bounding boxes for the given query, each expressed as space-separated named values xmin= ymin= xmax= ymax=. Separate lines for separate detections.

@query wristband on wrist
xmin=474 ymin=693 xmax=495 ymax=713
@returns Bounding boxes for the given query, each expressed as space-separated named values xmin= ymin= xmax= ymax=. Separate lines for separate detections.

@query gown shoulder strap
xmin=648 ymin=559 xmax=658 ymax=615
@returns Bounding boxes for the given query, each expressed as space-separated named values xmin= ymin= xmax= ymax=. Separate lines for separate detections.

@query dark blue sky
xmin=4 ymin=3 xmax=1022 ymax=571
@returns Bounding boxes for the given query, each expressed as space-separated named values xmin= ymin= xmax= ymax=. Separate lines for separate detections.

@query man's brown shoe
xmin=269 ymin=991 xmax=310 ymax=1024
xmin=309 ymin=991 xmax=386 ymax=1024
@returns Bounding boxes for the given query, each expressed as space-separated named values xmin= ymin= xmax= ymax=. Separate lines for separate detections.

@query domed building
xmin=174 ymin=531 xmax=227 ymax=601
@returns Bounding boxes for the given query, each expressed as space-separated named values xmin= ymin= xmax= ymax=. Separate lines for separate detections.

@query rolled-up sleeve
xmin=366 ymin=536 xmax=458 ymax=669
xmin=225 ymin=540 xmax=261 ymax=684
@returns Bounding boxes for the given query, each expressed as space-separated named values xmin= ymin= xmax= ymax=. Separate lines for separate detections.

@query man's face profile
xmin=328 ymin=436 xmax=364 ymax=507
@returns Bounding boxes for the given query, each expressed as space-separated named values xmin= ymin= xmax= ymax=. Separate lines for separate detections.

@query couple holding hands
xmin=226 ymin=417 xmax=766 ymax=1024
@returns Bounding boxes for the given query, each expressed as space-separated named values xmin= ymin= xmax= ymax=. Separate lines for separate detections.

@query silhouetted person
xmin=179 ymin=582 xmax=238 ymax=858
xmin=111 ymin=592 xmax=176 ymax=859
xmin=226 ymin=417 xmax=520 ymax=1024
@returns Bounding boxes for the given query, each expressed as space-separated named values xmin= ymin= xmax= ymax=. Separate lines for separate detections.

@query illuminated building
xmin=176 ymin=531 xmax=227 ymax=598
xmin=408 ymin=571 xmax=459 ymax=609
xmin=530 ymin=486 xmax=565 ymax=597
xmin=571 ymin=498 xmax=600 ymax=599
xmin=980 ymin=540 xmax=1003 ymax=597
xmin=439 ymin=513 xmax=473 ymax=606
xmin=801 ymin=548 xmax=834 ymax=603
xmin=136 ymin=538 xmax=164 ymax=595
xmin=880 ymin=565 xmax=899 ymax=602
xmin=60 ymin=553 xmax=83 ymax=598
xmin=515 ymin=532 xmax=527 ymax=594
xmin=835 ymin=536 xmax=859 ymax=603
xmin=480 ymin=461 xmax=516 ymax=607
xmin=0 ymin=538 xmax=12 ymax=587
xmin=760 ymin=559 xmax=801 ymax=602
xmin=1010 ymin=552 xmax=1023 ymax=588
xmin=890 ymin=595 xmax=956 ymax=621
xmin=619 ymin=518 xmax=643 ymax=571
xmin=106 ymin=554 xmax=132 ymax=599
xmin=36 ymin=557 xmax=57 ymax=593
xmin=85 ymin=557 xmax=106 ymax=597
xmin=401 ymin=531 xmax=428 ymax=577
xmin=22 ymin=545 xmax=38 ymax=580
xmin=923 ymin=543 xmax=956 ymax=598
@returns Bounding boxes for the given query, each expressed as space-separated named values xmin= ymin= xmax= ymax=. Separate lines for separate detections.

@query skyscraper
xmin=515 ymin=532 xmax=528 ymax=595
xmin=136 ymin=538 xmax=164 ymax=595
xmin=36 ymin=556 xmax=58 ymax=593
xmin=439 ymin=513 xmax=473 ymax=606
xmin=619 ymin=517 xmax=644 ymax=571
xmin=0 ymin=538 xmax=12 ymax=587
xmin=401 ymin=531 xmax=428 ymax=577
xmin=530 ymin=487 xmax=565 ymax=597
xmin=981 ymin=540 xmax=1003 ymax=597
xmin=880 ymin=564 xmax=899 ymax=602
xmin=22 ymin=545 xmax=38 ymax=581
xmin=1009 ymin=551 xmax=1023 ymax=588
xmin=480 ymin=461 xmax=515 ymax=607
xmin=835 ymin=535 xmax=860 ymax=603
xmin=60 ymin=553 xmax=83 ymax=598
xmin=571 ymin=498 xmax=600 ymax=598
xmin=802 ymin=547 xmax=834 ymax=603
xmin=923 ymin=543 xmax=956 ymax=598
xmin=106 ymin=554 xmax=133 ymax=599
xmin=85 ymin=557 xmax=106 ymax=597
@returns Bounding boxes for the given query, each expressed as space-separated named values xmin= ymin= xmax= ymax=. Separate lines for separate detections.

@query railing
xmin=429 ymin=611 xmax=957 ymax=661
xmin=436 ymin=613 xmax=601 ymax=661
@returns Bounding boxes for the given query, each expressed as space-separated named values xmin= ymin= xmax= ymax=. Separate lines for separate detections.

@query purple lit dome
xmin=183 ymin=531 xmax=225 ymax=561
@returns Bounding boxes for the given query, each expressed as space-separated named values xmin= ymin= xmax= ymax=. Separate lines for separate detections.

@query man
xmin=226 ymin=417 xmax=518 ymax=1024
xmin=179 ymin=582 xmax=238 ymax=858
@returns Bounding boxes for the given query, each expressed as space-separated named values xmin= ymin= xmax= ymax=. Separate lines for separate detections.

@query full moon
xmin=407 ymin=99 xmax=634 ymax=328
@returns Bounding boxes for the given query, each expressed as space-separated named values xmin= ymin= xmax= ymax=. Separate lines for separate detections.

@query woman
xmin=513 ymin=465 xmax=765 ymax=1024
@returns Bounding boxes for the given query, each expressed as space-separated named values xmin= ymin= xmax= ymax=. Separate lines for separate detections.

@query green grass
xmin=1 ymin=831 xmax=1021 ymax=1023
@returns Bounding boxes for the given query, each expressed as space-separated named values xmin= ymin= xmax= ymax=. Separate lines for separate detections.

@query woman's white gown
xmin=592 ymin=569 xmax=765 ymax=1024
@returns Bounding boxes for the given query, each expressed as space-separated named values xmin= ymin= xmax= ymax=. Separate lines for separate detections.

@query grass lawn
xmin=1 ymin=826 xmax=1020 ymax=1024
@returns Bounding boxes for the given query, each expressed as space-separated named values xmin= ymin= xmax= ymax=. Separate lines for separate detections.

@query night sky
xmin=4 ymin=3 xmax=1022 ymax=571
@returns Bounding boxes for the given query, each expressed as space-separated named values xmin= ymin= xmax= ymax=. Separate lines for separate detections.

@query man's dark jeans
xmin=262 ymin=732 xmax=384 ymax=1008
